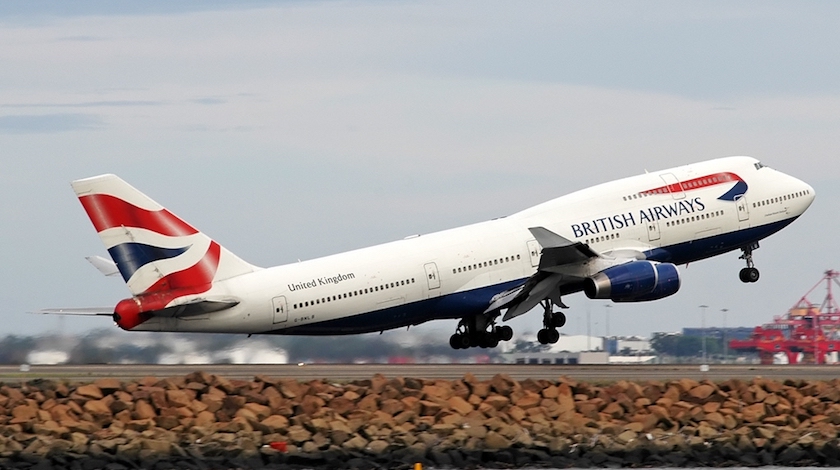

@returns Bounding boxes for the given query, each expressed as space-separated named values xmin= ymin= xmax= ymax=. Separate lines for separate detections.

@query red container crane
xmin=729 ymin=270 xmax=840 ymax=364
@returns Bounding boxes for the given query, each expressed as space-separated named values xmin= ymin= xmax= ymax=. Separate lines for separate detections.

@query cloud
xmin=1 ymin=100 xmax=164 ymax=108
xmin=0 ymin=113 xmax=102 ymax=133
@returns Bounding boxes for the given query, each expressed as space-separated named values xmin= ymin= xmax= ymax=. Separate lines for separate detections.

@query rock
xmin=11 ymin=404 xmax=38 ymax=422
xmin=483 ymin=395 xmax=510 ymax=411
xmin=328 ymin=396 xmax=355 ymax=415
xmin=93 ymin=379 xmax=122 ymax=394
xmin=287 ymin=425 xmax=312 ymax=444
xmin=342 ymin=435 xmax=368 ymax=451
xmin=688 ymin=384 xmax=716 ymax=401
xmin=489 ymin=374 xmax=516 ymax=396
xmin=742 ymin=403 xmax=767 ymax=423
xmin=134 ymin=399 xmax=157 ymax=420
xmin=516 ymin=391 xmax=542 ymax=410
xmin=299 ymin=394 xmax=326 ymax=416
xmin=485 ymin=431 xmax=511 ymax=449
xmin=165 ymin=389 xmax=193 ymax=408
xmin=75 ymin=384 xmax=104 ymax=400
xmin=366 ymin=439 xmax=390 ymax=454
xmin=260 ymin=415 xmax=289 ymax=432
xmin=448 ymin=397 xmax=473 ymax=417
xmin=83 ymin=399 xmax=112 ymax=419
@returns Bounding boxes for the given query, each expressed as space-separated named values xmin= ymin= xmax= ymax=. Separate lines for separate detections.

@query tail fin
xmin=71 ymin=174 xmax=259 ymax=297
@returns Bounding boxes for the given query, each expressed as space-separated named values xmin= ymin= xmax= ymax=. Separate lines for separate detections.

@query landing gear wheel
xmin=538 ymin=328 xmax=560 ymax=345
xmin=450 ymin=333 xmax=470 ymax=349
xmin=739 ymin=267 xmax=760 ymax=283
xmin=450 ymin=314 xmax=512 ymax=349
xmin=496 ymin=325 xmax=514 ymax=342
xmin=550 ymin=312 xmax=566 ymax=328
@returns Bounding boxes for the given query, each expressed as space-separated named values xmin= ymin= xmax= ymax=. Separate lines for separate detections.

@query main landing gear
xmin=739 ymin=243 xmax=760 ymax=283
xmin=449 ymin=314 xmax=513 ymax=349
xmin=537 ymin=299 xmax=566 ymax=345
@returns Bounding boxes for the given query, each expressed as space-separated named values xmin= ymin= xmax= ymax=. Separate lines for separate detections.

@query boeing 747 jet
xmin=46 ymin=156 xmax=814 ymax=348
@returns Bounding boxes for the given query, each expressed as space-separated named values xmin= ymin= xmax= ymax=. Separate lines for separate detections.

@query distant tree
xmin=651 ymin=332 xmax=724 ymax=357
xmin=510 ymin=338 xmax=551 ymax=354
xmin=0 ymin=335 xmax=36 ymax=364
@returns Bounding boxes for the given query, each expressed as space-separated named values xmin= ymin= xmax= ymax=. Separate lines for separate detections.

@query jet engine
xmin=584 ymin=260 xmax=680 ymax=302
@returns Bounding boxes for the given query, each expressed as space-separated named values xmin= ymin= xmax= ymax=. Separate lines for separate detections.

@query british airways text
xmin=571 ymin=197 xmax=706 ymax=237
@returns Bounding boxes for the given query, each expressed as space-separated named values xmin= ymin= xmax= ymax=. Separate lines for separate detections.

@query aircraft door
xmin=646 ymin=220 xmax=661 ymax=242
xmin=272 ymin=296 xmax=288 ymax=324
xmin=660 ymin=173 xmax=685 ymax=200
xmin=527 ymin=240 xmax=541 ymax=267
xmin=735 ymin=194 xmax=750 ymax=225
xmin=424 ymin=262 xmax=440 ymax=290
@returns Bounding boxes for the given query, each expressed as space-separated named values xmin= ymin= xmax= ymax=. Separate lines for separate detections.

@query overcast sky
xmin=1 ymin=1 xmax=839 ymax=346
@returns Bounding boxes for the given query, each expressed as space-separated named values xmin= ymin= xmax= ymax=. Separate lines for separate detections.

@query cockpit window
xmin=754 ymin=162 xmax=766 ymax=170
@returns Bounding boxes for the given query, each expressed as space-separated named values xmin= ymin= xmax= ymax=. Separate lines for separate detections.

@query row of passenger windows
xmin=665 ymin=210 xmax=724 ymax=227
xmin=753 ymin=190 xmax=810 ymax=208
xmin=585 ymin=232 xmax=620 ymax=245
xmin=293 ymin=278 xmax=416 ymax=310
xmin=624 ymin=192 xmax=654 ymax=201
xmin=452 ymin=254 xmax=521 ymax=274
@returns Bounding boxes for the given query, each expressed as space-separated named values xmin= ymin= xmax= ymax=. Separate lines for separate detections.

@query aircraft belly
xmin=646 ymin=216 xmax=798 ymax=265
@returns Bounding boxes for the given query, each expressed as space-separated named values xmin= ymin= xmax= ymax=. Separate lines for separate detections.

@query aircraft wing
xmin=485 ymin=226 xmax=599 ymax=320
xmin=529 ymin=226 xmax=600 ymax=272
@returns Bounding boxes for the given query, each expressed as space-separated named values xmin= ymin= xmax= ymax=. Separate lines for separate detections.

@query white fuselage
xmin=133 ymin=156 xmax=814 ymax=334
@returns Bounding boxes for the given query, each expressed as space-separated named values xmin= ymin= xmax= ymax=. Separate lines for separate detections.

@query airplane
xmin=45 ymin=156 xmax=814 ymax=349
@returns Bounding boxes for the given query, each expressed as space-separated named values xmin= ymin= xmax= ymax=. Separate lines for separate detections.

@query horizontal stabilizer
xmin=86 ymin=256 xmax=120 ymax=277
xmin=38 ymin=307 xmax=113 ymax=316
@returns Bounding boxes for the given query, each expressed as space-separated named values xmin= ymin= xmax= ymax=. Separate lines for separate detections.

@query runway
xmin=1 ymin=363 xmax=838 ymax=383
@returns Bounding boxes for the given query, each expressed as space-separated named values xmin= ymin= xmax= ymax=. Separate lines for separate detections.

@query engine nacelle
xmin=584 ymin=260 xmax=681 ymax=302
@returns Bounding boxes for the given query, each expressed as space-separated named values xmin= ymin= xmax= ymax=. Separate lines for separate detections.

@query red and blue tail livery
xmin=47 ymin=157 xmax=813 ymax=349
xmin=71 ymin=175 xmax=256 ymax=329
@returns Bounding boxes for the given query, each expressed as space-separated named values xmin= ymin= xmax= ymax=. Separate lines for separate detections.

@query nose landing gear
xmin=739 ymin=243 xmax=760 ymax=283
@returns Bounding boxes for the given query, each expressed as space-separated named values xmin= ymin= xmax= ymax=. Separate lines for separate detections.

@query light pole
xmin=604 ymin=304 xmax=612 ymax=338
xmin=604 ymin=304 xmax=612 ymax=354
xmin=699 ymin=305 xmax=708 ymax=364
xmin=721 ymin=308 xmax=729 ymax=363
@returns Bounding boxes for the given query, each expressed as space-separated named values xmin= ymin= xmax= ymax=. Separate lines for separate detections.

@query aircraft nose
xmin=792 ymin=176 xmax=816 ymax=211
xmin=801 ymin=179 xmax=816 ymax=204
